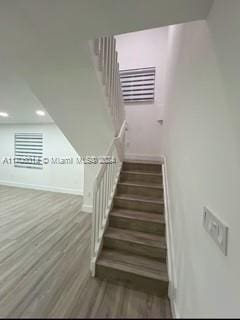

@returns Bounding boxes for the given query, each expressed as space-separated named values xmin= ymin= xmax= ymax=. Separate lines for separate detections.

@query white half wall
xmin=116 ymin=27 xmax=168 ymax=161
xmin=0 ymin=124 xmax=84 ymax=195
xmin=163 ymin=14 xmax=240 ymax=319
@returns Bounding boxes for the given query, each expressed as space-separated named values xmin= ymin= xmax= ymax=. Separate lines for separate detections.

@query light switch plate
xmin=203 ymin=207 xmax=228 ymax=256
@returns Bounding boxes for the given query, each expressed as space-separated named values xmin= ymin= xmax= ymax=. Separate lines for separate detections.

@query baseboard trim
xmin=161 ymin=155 xmax=179 ymax=318
xmin=0 ymin=180 xmax=83 ymax=196
xmin=170 ymin=299 xmax=180 ymax=319
xmin=81 ymin=204 xmax=93 ymax=214
xmin=125 ymin=153 xmax=163 ymax=162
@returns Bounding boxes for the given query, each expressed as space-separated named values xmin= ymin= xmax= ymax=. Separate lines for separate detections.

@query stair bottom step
xmin=96 ymin=264 xmax=168 ymax=297
xmin=96 ymin=250 xmax=168 ymax=297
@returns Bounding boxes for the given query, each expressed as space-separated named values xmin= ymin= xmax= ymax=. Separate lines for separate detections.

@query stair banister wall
xmin=90 ymin=34 xmax=126 ymax=275
xmin=94 ymin=36 xmax=125 ymax=137
xmin=90 ymin=120 xmax=126 ymax=275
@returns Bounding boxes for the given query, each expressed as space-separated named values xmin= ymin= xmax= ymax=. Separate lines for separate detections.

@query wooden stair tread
xmin=97 ymin=249 xmax=168 ymax=282
xmin=123 ymin=161 xmax=162 ymax=174
xmin=124 ymin=160 xmax=162 ymax=165
xmin=110 ymin=209 xmax=165 ymax=224
xmin=121 ymin=170 xmax=162 ymax=177
xmin=118 ymin=181 xmax=163 ymax=189
xmin=104 ymin=227 xmax=166 ymax=249
xmin=115 ymin=194 xmax=164 ymax=204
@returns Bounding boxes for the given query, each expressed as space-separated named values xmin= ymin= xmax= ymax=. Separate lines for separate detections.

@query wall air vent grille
xmin=14 ymin=133 xmax=43 ymax=169
xmin=120 ymin=67 xmax=155 ymax=103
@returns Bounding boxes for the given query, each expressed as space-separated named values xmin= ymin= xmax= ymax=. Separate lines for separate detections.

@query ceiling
xmin=0 ymin=65 xmax=53 ymax=124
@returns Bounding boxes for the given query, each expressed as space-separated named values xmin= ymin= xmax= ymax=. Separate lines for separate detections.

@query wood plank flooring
xmin=0 ymin=185 xmax=171 ymax=318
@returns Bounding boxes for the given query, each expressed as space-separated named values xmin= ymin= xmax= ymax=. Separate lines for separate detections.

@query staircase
xmin=96 ymin=160 xmax=169 ymax=297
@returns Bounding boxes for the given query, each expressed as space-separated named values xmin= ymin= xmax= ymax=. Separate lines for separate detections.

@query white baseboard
xmin=170 ymin=300 xmax=180 ymax=319
xmin=81 ymin=204 xmax=93 ymax=214
xmin=0 ymin=180 xmax=83 ymax=196
xmin=161 ymin=155 xmax=179 ymax=318
xmin=168 ymin=283 xmax=180 ymax=318
xmin=125 ymin=153 xmax=163 ymax=162
xmin=173 ymin=302 xmax=180 ymax=318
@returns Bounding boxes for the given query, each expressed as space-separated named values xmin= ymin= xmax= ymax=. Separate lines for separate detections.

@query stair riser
xmin=103 ymin=238 xmax=167 ymax=261
xmin=117 ymin=184 xmax=163 ymax=198
xmin=96 ymin=264 xmax=168 ymax=297
xmin=123 ymin=162 xmax=162 ymax=173
xmin=120 ymin=172 xmax=162 ymax=184
xmin=109 ymin=216 xmax=165 ymax=235
xmin=114 ymin=198 xmax=164 ymax=214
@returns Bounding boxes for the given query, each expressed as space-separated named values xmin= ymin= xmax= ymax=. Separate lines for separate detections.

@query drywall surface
xmin=163 ymin=18 xmax=240 ymax=317
xmin=0 ymin=0 xmax=213 ymax=158
xmin=116 ymin=27 xmax=168 ymax=160
xmin=208 ymin=0 xmax=240 ymax=159
xmin=0 ymin=124 xmax=84 ymax=195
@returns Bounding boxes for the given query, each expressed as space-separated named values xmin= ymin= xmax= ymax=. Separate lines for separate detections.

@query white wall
xmin=0 ymin=124 xmax=84 ymax=195
xmin=116 ymin=27 xmax=168 ymax=161
xmin=163 ymin=8 xmax=240 ymax=318
xmin=0 ymin=0 xmax=213 ymax=212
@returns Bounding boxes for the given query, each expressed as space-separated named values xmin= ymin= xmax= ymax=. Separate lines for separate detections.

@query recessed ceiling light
xmin=0 ymin=112 xmax=9 ymax=117
xmin=36 ymin=110 xmax=45 ymax=116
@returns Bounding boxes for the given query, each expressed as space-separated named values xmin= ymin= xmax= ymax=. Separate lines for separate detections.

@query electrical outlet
xmin=203 ymin=207 xmax=228 ymax=255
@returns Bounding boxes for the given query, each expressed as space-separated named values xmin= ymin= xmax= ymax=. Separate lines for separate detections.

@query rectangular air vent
xmin=120 ymin=67 xmax=155 ymax=103
xmin=14 ymin=133 xmax=43 ymax=169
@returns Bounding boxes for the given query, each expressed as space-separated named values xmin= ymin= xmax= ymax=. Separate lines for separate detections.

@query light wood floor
xmin=0 ymin=185 xmax=171 ymax=318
